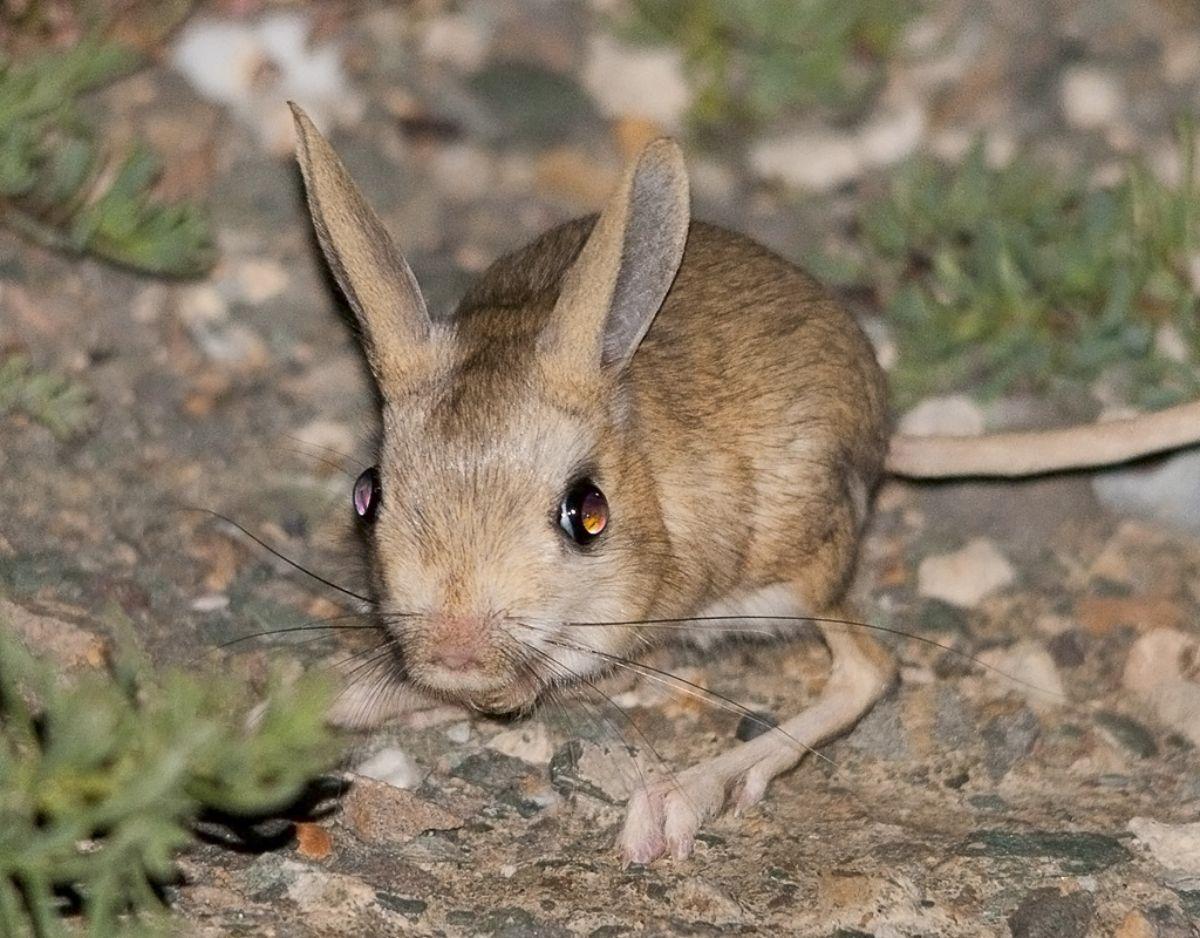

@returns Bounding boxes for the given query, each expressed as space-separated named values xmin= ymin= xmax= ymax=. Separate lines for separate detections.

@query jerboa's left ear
xmin=543 ymin=138 xmax=690 ymax=372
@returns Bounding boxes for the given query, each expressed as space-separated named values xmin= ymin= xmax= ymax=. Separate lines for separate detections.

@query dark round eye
xmin=558 ymin=480 xmax=608 ymax=545
xmin=352 ymin=466 xmax=380 ymax=522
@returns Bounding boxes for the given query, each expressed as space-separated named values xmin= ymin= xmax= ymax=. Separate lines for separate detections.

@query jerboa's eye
xmin=353 ymin=467 xmax=380 ymax=522
xmin=559 ymin=480 xmax=608 ymax=545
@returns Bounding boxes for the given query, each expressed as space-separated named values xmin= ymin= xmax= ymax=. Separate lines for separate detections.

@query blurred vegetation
xmin=0 ymin=0 xmax=214 ymax=277
xmin=0 ymin=620 xmax=336 ymax=937
xmin=617 ymin=0 xmax=918 ymax=133
xmin=0 ymin=353 xmax=91 ymax=439
xmin=821 ymin=131 xmax=1200 ymax=409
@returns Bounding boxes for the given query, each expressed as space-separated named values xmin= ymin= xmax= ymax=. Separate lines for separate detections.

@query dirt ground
xmin=3 ymin=1 xmax=1200 ymax=935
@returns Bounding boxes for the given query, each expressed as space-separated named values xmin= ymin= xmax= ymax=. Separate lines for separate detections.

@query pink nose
xmin=427 ymin=614 xmax=487 ymax=671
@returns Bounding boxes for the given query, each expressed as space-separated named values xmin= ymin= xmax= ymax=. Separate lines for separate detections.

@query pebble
xmin=582 ymin=34 xmax=689 ymax=131
xmin=486 ymin=722 xmax=556 ymax=765
xmin=1007 ymin=887 xmax=1094 ymax=938
xmin=445 ymin=721 xmax=472 ymax=744
xmin=917 ymin=538 xmax=1016 ymax=608
xmin=1122 ymin=629 xmax=1200 ymax=747
xmin=1 ymin=598 xmax=107 ymax=670
xmin=190 ymin=594 xmax=230 ymax=612
xmin=1059 ymin=67 xmax=1124 ymax=131
xmin=1093 ymin=449 xmax=1200 ymax=535
xmin=1127 ymin=817 xmax=1200 ymax=888
xmin=235 ymin=259 xmax=289 ymax=305
xmin=171 ymin=12 xmax=363 ymax=154
xmin=977 ymin=641 xmax=1065 ymax=707
xmin=294 ymin=822 xmax=333 ymax=861
xmin=749 ymin=93 xmax=925 ymax=192
xmin=355 ymin=747 xmax=424 ymax=790
xmin=340 ymin=775 xmax=461 ymax=846
xmin=897 ymin=395 xmax=985 ymax=437
xmin=420 ymin=12 xmax=491 ymax=72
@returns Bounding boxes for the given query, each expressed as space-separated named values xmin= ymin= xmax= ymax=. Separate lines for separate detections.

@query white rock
xmin=486 ymin=722 xmax=555 ymax=765
xmin=977 ymin=640 xmax=1065 ymax=708
xmin=190 ymin=594 xmax=230 ymax=612
xmin=1128 ymin=817 xmax=1200 ymax=888
xmin=583 ymin=34 xmax=690 ymax=131
xmin=917 ymin=538 xmax=1015 ymax=608
xmin=1059 ymin=67 xmax=1124 ymax=131
xmin=1093 ymin=448 xmax=1200 ymax=535
xmin=750 ymin=130 xmax=862 ymax=192
xmin=176 ymin=284 xmax=228 ymax=326
xmin=750 ymin=91 xmax=924 ymax=192
xmin=857 ymin=96 xmax=925 ymax=168
xmin=1123 ymin=628 xmax=1200 ymax=747
xmin=236 ymin=259 xmax=289 ymax=305
xmin=354 ymin=747 xmax=424 ymax=790
xmin=171 ymin=12 xmax=363 ymax=154
xmin=444 ymin=721 xmax=472 ymax=744
xmin=898 ymin=395 xmax=985 ymax=437
xmin=421 ymin=13 xmax=490 ymax=72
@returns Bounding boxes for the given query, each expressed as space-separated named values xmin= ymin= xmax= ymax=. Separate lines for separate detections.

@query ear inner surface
xmin=548 ymin=139 xmax=690 ymax=372
xmin=290 ymin=102 xmax=430 ymax=387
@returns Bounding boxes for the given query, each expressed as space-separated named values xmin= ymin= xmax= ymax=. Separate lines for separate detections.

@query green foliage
xmin=0 ymin=624 xmax=337 ymax=936
xmin=0 ymin=354 xmax=92 ymax=439
xmin=830 ymin=133 xmax=1200 ymax=409
xmin=618 ymin=0 xmax=918 ymax=131
xmin=0 ymin=34 xmax=215 ymax=277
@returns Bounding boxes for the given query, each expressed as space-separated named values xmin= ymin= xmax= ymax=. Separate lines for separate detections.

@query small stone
xmin=420 ymin=13 xmax=490 ymax=72
xmin=1123 ymin=629 xmax=1200 ymax=747
xmin=981 ymin=707 xmax=1040 ymax=780
xmin=445 ymin=721 xmax=472 ymax=744
xmin=294 ymin=822 xmax=333 ymax=861
xmin=176 ymin=284 xmax=228 ymax=326
xmin=286 ymin=866 xmax=378 ymax=920
xmin=1128 ymin=817 xmax=1200 ymax=888
xmin=898 ymin=395 xmax=985 ymax=437
xmin=958 ymin=830 xmax=1128 ymax=874
xmin=583 ymin=34 xmax=689 ymax=131
xmin=735 ymin=709 xmax=779 ymax=742
xmin=669 ymin=879 xmax=749 ymax=927
xmin=1093 ymin=450 xmax=1200 ymax=535
xmin=1094 ymin=711 xmax=1158 ymax=759
xmin=978 ymin=641 xmax=1065 ymax=707
xmin=1007 ymin=887 xmax=1095 ymax=938
xmin=917 ymin=538 xmax=1015 ymax=608
xmin=1114 ymin=911 xmax=1156 ymax=938
xmin=750 ymin=130 xmax=862 ymax=192
xmin=190 ymin=594 xmax=230 ymax=612
xmin=486 ymin=722 xmax=556 ymax=765
xmin=355 ymin=748 xmax=424 ymax=789
xmin=236 ymin=259 xmax=289 ymax=304
xmin=340 ymin=775 xmax=461 ymax=846
xmin=1 ymin=598 xmax=107 ymax=670
xmin=1047 ymin=630 xmax=1085 ymax=669
xmin=1059 ymin=67 xmax=1124 ymax=131
xmin=1075 ymin=596 xmax=1183 ymax=637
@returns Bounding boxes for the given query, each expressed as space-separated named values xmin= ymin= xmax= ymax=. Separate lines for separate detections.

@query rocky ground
xmin=3 ymin=0 xmax=1200 ymax=935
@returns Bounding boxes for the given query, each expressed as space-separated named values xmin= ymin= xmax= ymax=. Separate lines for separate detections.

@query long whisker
xmin=177 ymin=505 xmax=375 ymax=605
xmin=562 ymin=613 xmax=1064 ymax=701
xmin=524 ymin=628 xmax=837 ymax=772
xmin=218 ymin=616 xmax=384 ymax=649
xmin=282 ymin=433 xmax=366 ymax=470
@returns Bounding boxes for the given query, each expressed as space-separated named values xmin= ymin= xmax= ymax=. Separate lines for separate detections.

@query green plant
xmin=0 ymin=16 xmax=214 ymax=276
xmin=826 ymin=133 xmax=1200 ymax=409
xmin=0 ymin=622 xmax=337 ymax=937
xmin=0 ymin=353 xmax=91 ymax=439
xmin=617 ymin=0 xmax=918 ymax=132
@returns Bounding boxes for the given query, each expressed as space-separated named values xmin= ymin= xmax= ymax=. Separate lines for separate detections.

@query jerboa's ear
xmin=290 ymin=102 xmax=430 ymax=388
xmin=544 ymin=138 xmax=689 ymax=372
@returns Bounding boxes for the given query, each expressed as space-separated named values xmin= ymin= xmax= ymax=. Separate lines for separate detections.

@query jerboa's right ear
xmin=290 ymin=103 xmax=430 ymax=389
